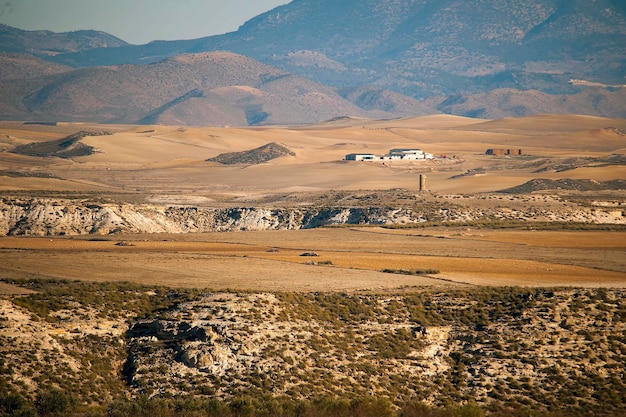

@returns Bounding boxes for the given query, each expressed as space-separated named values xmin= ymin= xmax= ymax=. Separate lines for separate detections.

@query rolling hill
xmin=2 ymin=52 xmax=393 ymax=126
xmin=1 ymin=0 xmax=625 ymax=124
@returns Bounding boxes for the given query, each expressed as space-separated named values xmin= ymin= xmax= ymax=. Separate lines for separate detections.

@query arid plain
xmin=1 ymin=114 xmax=625 ymax=291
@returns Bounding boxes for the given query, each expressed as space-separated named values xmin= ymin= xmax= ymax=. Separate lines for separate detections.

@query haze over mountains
xmin=1 ymin=0 xmax=625 ymax=126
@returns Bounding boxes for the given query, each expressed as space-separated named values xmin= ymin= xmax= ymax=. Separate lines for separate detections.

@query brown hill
xmin=0 ymin=54 xmax=74 ymax=120
xmin=142 ymin=74 xmax=378 ymax=126
xmin=533 ymin=154 xmax=626 ymax=173
xmin=339 ymin=85 xmax=434 ymax=117
xmin=0 ymin=53 xmax=72 ymax=81
xmin=437 ymin=88 xmax=626 ymax=119
xmin=12 ymin=52 xmax=384 ymax=126
xmin=458 ymin=114 xmax=626 ymax=132
xmin=207 ymin=142 xmax=295 ymax=165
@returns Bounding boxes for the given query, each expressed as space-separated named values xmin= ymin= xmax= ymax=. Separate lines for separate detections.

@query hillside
xmin=4 ymin=52 xmax=381 ymax=126
xmin=200 ymin=0 xmax=626 ymax=95
xmin=435 ymin=88 xmax=626 ymax=119
xmin=3 ymin=194 xmax=626 ymax=236
xmin=1 ymin=281 xmax=624 ymax=416
xmin=0 ymin=53 xmax=72 ymax=81
xmin=44 ymin=0 xmax=626 ymax=85
xmin=500 ymin=178 xmax=626 ymax=194
xmin=42 ymin=1 xmax=626 ymax=97
xmin=0 ymin=54 xmax=76 ymax=121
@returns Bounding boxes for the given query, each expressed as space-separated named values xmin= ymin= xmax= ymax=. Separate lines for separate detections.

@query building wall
xmin=346 ymin=154 xmax=375 ymax=161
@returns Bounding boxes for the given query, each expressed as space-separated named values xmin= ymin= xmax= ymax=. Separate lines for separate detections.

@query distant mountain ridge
xmin=1 ymin=0 xmax=625 ymax=125
xmin=0 ymin=24 xmax=128 ymax=56
xmin=38 ymin=0 xmax=626 ymax=93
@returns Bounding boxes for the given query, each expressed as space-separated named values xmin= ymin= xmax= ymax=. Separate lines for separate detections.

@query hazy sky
xmin=0 ymin=0 xmax=289 ymax=44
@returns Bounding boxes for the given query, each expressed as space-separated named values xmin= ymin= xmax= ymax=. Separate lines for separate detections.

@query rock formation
xmin=1 ymin=196 xmax=625 ymax=236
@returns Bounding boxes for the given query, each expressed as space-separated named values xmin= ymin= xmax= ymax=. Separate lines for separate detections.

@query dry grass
xmin=0 ymin=281 xmax=37 ymax=295
xmin=0 ymin=226 xmax=624 ymax=292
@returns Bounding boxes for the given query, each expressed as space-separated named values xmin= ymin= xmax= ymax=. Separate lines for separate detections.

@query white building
xmin=346 ymin=148 xmax=433 ymax=161
xmin=389 ymin=149 xmax=434 ymax=159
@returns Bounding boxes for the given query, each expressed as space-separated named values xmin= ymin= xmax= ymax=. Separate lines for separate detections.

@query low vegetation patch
xmin=0 ymin=280 xmax=624 ymax=417
xmin=0 ymin=170 xmax=57 ymax=179
xmin=207 ymin=142 xmax=295 ymax=165
xmin=382 ymin=268 xmax=440 ymax=275
xmin=10 ymin=130 xmax=113 ymax=158
xmin=382 ymin=219 xmax=626 ymax=231
xmin=499 ymin=177 xmax=626 ymax=193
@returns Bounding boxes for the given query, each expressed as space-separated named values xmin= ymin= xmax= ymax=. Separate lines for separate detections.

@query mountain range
xmin=1 ymin=0 xmax=625 ymax=125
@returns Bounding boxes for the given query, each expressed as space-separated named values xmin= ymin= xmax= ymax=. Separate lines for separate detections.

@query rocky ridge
xmin=1 ymin=194 xmax=625 ymax=236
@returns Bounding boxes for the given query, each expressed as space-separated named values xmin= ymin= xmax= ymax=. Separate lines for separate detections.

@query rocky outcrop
xmin=1 ymin=196 xmax=624 ymax=236
xmin=127 ymin=320 xmax=211 ymax=342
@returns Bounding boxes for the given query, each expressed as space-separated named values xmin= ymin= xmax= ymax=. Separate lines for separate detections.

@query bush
xmin=0 ymin=392 xmax=34 ymax=416
xmin=35 ymin=389 xmax=75 ymax=416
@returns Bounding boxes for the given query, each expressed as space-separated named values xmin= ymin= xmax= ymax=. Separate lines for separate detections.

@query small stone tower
xmin=419 ymin=174 xmax=426 ymax=192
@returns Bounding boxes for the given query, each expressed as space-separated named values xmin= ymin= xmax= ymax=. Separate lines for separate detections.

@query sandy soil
xmin=1 ymin=115 xmax=625 ymax=291
xmin=2 ymin=114 xmax=625 ymax=197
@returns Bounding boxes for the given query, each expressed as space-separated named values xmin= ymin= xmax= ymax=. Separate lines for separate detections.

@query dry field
xmin=1 ymin=114 xmax=625 ymax=292
xmin=2 ymin=114 xmax=626 ymax=198
xmin=0 ymin=227 xmax=624 ymax=292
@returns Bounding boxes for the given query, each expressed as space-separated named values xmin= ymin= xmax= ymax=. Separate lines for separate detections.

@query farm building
xmin=346 ymin=148 xmax=434 ymax=161
xmin=345 ymin=153 xmax=376 ymax=161
xmin=389 ymin=149 xmax=433 ymax=159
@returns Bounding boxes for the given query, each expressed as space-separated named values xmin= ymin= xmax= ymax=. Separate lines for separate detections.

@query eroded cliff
xmin=1 ymin=195 xmax=624 ymax=236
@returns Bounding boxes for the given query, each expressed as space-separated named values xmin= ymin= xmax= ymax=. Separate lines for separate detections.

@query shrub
xmin=35 ymin=389 xmax=75 ymax=416
xmin=0 ymin=391 xmax=34 ymax=416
